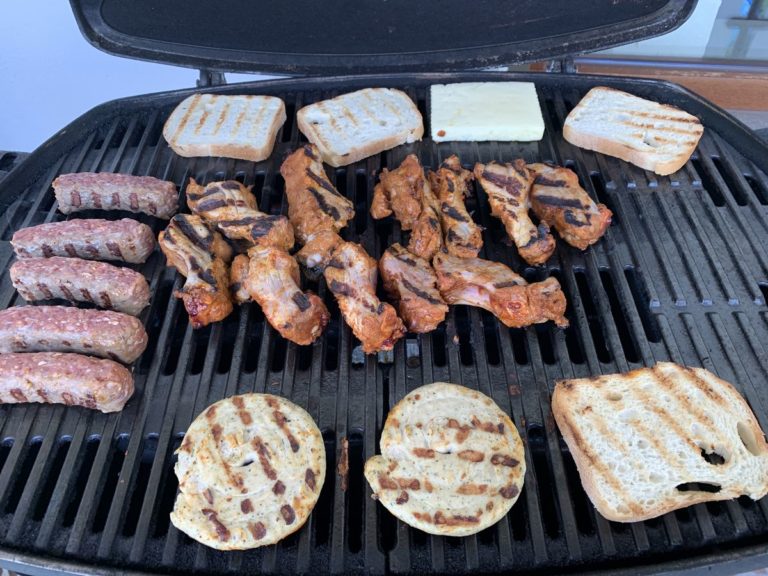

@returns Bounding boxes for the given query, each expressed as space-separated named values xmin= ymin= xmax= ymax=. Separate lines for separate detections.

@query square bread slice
xmin=552 ymin=362 xmax=768 ymax=523
xmin=163 ymin=94 xmax=286 ymax=162
xmin=563 ymin=87 xmax=703 ymax=176
xmin=296 ymin=88 xmax=423 ymax=167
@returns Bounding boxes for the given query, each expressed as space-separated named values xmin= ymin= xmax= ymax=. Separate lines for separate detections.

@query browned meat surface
xmin=280 ymin=144 xmax=355 ymax=245
xmin=370 ymin=154 xmax=425 ymax=230
xmin=229 ymin=254 xmax=251 ymax=304
xmin=295 ymin=230 xmax=344 ymax=278
xmin=324 ymin=241 xmax=405 ymax=353
xmin=379 ymin=243 xmax=447 ymax=333
xmin=0 ymin=306 xmax=148 ymax=364
xmin=11 ymin=218 xmax=155 ymax=263
xmin=53 ymin=172 xmax=178 ymax=218
xmin=429 ymin=155 xmax=482 ymax=258
xmin=10 ymin=256 xmax=150 ymax=316
xmin=433 ymin=252 xmax=568 ymax=328
xmin=407 ymin=178 xmax=443 ymax=261
xmin=187 ymin=178 xmax=294 ymax=251
xmin=0 ymin=352 xmax=134 ymax=413
xmin=474 ymin=160 xmax=556 ymax=266
xmin=528 ymin=163 xmax=612 ymax=250
xmin=245 ymin=246 xmax=329 ymax=345
xmin=159 ymin=214 xmax=233 ymax=329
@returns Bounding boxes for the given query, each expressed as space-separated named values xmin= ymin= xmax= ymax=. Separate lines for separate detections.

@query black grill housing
xmin=1 ymin=72 xmax=768 ymax=575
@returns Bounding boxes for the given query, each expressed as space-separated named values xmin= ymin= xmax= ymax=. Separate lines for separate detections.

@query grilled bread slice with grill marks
xmin=171 ymin=394 xmax=326 ymax=550
xmin=297 ymin=88 xmax=423 ymax=167
xmin=364 ymin=382 xmax=526 ymax=536
xmin=163 ymin=94 xmax=286 ymax=162
xmin=552 ymin=362 xmax=768 ymax=523
xmin=563 ymin=87 xmax=703 ymax=176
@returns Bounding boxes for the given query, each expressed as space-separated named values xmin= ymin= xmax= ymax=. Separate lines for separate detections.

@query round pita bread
xmin=170 ymin=394 xmax=325 ymax=550
xmin=364 ymin=382 xmax=525 ymax=536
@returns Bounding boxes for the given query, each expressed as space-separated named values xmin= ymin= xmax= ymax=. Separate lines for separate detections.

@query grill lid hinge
xmin=197 ymin=69 xmax=227 ymax=87
xmin=545 ymin=56 xmax=578 ymax=73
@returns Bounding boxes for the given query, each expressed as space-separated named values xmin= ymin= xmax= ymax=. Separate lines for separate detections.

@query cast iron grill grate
xmin=1 ymin=73 xmax=768 ymax=575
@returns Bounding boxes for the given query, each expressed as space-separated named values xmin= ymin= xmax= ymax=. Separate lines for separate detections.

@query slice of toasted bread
xmin=163 ymin=94 xmax=286 ymax=162
xmin=364 ymin=382 xmax=526 ymax=536
xmin=296 ymin=88 xmax=423 ymax=167
xmin=563 ymin=87 xmax=703 ymax=176
xmin=552 ymin=362 xmax=768 ymax=523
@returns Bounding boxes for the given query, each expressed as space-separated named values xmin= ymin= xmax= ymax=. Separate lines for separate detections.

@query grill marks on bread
xmin=364 ymin=383 xmax=526 ymax=536
xmin=552 ymin=363 xmax=768 ymax=523
xmin=171 ymin=394 xmax=325 ymax=550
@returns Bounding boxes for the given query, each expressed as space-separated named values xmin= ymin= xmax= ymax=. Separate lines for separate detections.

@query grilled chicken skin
xmin=229 ymin=254 xmax=251 ymax=304
xmin=324 ymin=242 xmax=405 ymax=353
xmin=371 ymin=154 xmax=425 ymax=230
xmin=159 ymin=215 xmax=234 ymax=329
xmin=187 ymin=179 xmax=294 ymax=251
xmin=429 ymin=155 xmax=483 ymax=258
xmin=527 ymin=163 xmax=612 ymax=250
xmin=245 ymin=246 xmax=329 ymax=345
xmin=474 ymin=160 xmax=556 ymax=265
xmin=433 ymin=252 xmax=568 ymax=328
xmin=407 ymin=167 xmax=444 ymax=261
xmin=379 ymin=244 xmax=448 ymax=333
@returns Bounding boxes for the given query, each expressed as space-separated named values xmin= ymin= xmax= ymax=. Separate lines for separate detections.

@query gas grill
xmin=3 ymin=2 xmax=768 ymax=575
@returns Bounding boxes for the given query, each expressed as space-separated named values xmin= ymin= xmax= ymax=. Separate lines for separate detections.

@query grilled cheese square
xmin=552 ymin=362 xmax=768 ymax=523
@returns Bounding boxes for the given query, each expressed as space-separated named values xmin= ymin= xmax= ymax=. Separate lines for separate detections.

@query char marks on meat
xmin=159 ymin=214 xmax=233 ymax=329
xmin=433 ymin=251 xmax=568 ymax=328
xmin=474 ymin=160 xmax=556 ymax=265
xmin=187 ymin=178 xmax=294 ymax=251
xmin=528 ymin=163 xmax=612 ymax=250
xmin=371 ymin=154 xmax=425 ymax=230
xmin=379 ymin=243 xmax=447 ymax=333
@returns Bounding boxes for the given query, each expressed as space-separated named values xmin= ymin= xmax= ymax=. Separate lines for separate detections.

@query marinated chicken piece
xmin=528 ymin=163 xmax=612 ymax=250
xmin=429 ymin=155 xmax=482 ymax=258
xmin=324 ymin=242 xmax=405 ymax=353
xmin=379 ymin=243 xmax=447 ymax=333
xmin=245 ymin=246 xmax=329 ymax=346
xmin=230 ymin=254 xmax=251 ymax=304
xmin=187 ymin=179 xmax=294 ymax=251
xmin=295 ymin=230 xmax=344 ymax=279
xmin=474 ymin=160 xmax=556 ymax=266
xmin=433 ymin=252 xmax=568 ymax=328
xmin=280 ymin=144 xmax=355 ymax=245
xmin=370 ymin=155 xmax=424 ymax=230
xmin=159 ymin=215 xmax=233 ymax=329
xmin=407 ymin=179 xmax=443 ymax=261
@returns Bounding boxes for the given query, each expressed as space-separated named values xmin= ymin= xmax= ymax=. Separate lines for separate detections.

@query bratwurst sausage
xmin=0 ymin=352 xmax=133 ymax=413
xmin=0 ymin=306 xmax=148 ymax=363
xmin=11 ymin=257 xmax=150 ymax=316
xmin=53 ymin=172 xmax=178 ymax=219
xmin=11 ymin=218 xmax=156 ymax=263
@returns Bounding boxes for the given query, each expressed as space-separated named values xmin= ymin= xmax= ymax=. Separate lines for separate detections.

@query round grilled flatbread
xmin=170 ymin=394 xmax=325 ymax=550
xmin=364 ymin=382 xmax=525 ymax=536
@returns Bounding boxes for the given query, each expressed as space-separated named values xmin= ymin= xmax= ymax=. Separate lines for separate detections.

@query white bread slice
xmin=552 ymin=362 xmax=768 ymax=523
xmin=296 ymin=88 xmax=423 ymax=167
xmin=163 ymin=94 xmax=286 ymax=162
xmin=563 ymin=87 xmax=703 ymax=176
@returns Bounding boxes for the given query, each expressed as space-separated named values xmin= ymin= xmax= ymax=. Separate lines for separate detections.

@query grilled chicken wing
xmin=295 ymin=230 xmax=344 ymax=279
xmin=245 ymin=246 xmax=329 ymax=345
xmin=159 ymin=214 xmax=234 ymax=329
xmin=370 ymin=154 xmax=424 ymax=230
xmin=407 ymin=177 xmax=443 ymax=261
xmin=379 ymin=244 xmax=447 ymax=333
xmin=433 ymin=252 xmax=568 ymax=328
xmin=187 ymin=179 xmax=294 ymax=251
xmin=324 ymin=242 xmax=405 ymax=353
xmin=474 ymin=161 xmax=556 ymax=265
xmin=527 ymin=163 xmax=612 ymax=250
xmin=429 ymin=155 xmax=482 ymax=258
xmin=230 ymin=254 xmax=251 ymax=304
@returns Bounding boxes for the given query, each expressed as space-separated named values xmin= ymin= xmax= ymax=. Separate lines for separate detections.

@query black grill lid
xmin=70 ymin=0 xmax=695 ymax=74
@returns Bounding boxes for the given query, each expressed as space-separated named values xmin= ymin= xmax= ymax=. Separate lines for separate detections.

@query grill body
xmin=1 ymin=72 xmax=768 ymax=575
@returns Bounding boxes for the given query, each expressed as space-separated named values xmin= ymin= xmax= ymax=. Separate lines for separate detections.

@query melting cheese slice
xmin=430 ymin=82 xmax=545 ymax=142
